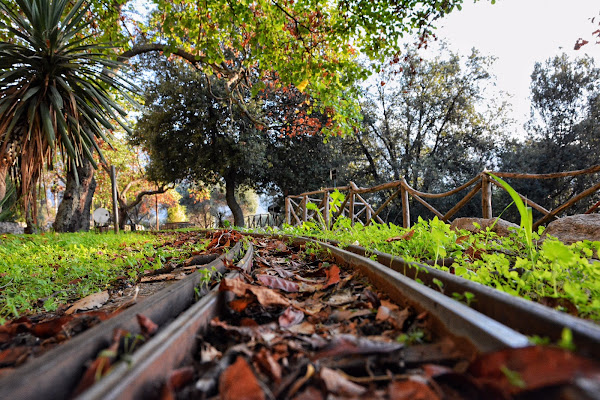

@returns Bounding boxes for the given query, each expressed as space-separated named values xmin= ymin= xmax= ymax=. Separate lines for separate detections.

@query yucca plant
xmin=0 ymin=0 xmax=137 ymax=218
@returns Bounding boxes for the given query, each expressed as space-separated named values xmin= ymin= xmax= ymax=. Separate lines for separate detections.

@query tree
xmin=0 ymin=0 xmax=135 ymax=230
xmin=500 ymin=54 xmax=600 ymax=214
xmin=354 ymin=46 xmax=510 ymax=221
xmin=92 ymin=138 xmax=175 ymax=229
xmin=133 ymin=61 xmax=268 ymax=227
xmin=89 ymin=0 xmax=466 ymax=137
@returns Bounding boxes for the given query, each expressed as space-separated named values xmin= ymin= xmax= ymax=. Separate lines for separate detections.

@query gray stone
xmin=541 ymin=214 xmax=600 ymax=245
xmin=0 ymin=222 xmax=24 ymax=235
xmin=450 ymin=217 xmax=520 ymax=237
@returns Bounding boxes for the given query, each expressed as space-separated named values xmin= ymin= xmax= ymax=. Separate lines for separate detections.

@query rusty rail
xmin=285 ymin=165 xmax=600 ymax=228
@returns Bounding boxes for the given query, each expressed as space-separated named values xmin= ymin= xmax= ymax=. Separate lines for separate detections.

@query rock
xmin=0 ymin=222 xmax=24 ymax=235
xmin=450 ymin=217 xmax=520 ymax=237
xmin=541 ymin=214 xmax=600 ymax=245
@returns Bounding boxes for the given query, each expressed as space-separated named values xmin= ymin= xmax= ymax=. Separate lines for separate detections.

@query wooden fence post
xmin=401 ymin=181 xmax=410 ymax=228
xmin=481 ymin=172 xmax=492 ymax=219
xmin=285 ymin=197 xmax=291 ymax=225
xmin=349 ymin=191 xmax=355 ymax=226
xmin=302 ymin=195 xmax=308 ymax=223
xmin=324 ymin=191 xmax=330 ymax=229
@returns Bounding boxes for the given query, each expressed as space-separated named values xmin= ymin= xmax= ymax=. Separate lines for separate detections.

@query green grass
xmin=266 ymin=216 xmax=600 ymax=321
xmin=0 ymin=231 xmax=208 ymax=322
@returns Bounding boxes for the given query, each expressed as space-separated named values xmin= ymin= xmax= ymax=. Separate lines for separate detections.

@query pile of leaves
xmin=157 ymin=237 xmax=600 ymax=399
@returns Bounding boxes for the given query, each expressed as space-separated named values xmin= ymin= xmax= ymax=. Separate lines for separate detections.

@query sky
xmin=432 ymin=0 xmax=600 ymax=135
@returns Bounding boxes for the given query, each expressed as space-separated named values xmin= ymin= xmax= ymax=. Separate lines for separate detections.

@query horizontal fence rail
xmin=285 ymin=165 xmax=600 ymax=229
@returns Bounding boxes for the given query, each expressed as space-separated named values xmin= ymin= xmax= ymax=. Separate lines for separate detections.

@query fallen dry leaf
xmin=219 ymin=356 xmax=265 ymax=400
xmin=320 ymin=367 xmax=367 ymax=396
xmin=324 ymin=264 xmax=340 ymax=287
xmin=256 ymin=274 xmax=299 ymax=292
xmin=220 ymin=278 xmax=290 ymax=308
xmin=137 ymin=314 xmax=159 ymax=338
xmin=468 ymin=346 xmax=600 ymax=396
xmin=388 ymin=378 xmax=440 ymax=400
xmin=72 ymin=328 xmax=126 ymax=396
xmin=386 ymin=230 xmax=415 ymax=242
xmin=66 ymin=291 xmax=109 ymax=315
xmin=254 ymin=348 xmax=282 ymax=382
xmin=278 ymin=307 xmax=304 ymax=328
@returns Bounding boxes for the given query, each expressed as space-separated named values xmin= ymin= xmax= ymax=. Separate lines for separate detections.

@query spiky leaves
xmin=0 ymin=0 xmax=137 ymax=216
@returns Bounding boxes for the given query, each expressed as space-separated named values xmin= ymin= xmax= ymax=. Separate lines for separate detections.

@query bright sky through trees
xmin=435 ymin=0 xmax=600 ymax=135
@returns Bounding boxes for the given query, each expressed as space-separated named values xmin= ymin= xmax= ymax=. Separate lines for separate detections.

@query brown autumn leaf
xmin=0 ymin=346 xmax=30 ymax=367
xmin=29 ymin=315 xmax=74 ymax=338
xmin=228 ymin=297 xmax=255 ymax=313
xmin=468 ymin=346 xmax=600 ymax=396
xmin=385 ymin=230 xmax=415 ymax=242
xmin=254 ymin=348 xmax=282 ymax=382
xmin=65 ymin=290 xmax=109 ymax=315
xmin=278 ymin=307 xmax=304 ymax=328
xmin=324 ymin=265 xmax=340 ymax=288
xmin=137 ymin=314 xmax=158 ymax=338
xmin=219 ymin=278 xmax=290 ymax=308
xmin=313 ymin=334 xmax=404 ymax=361
xmin=256 ymin=274 xmax=299 ymax=292
xmin=72 ymin=329 xmax=126 ymax=396
xmin=320 ymin=367 xmax=367 ymax=396
xmin=219 ymin=356 xmax=265 ymax=400
xmin=388 ymin=379 xmax=440 ymax=400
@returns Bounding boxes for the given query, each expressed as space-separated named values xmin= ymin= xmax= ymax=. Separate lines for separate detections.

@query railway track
xmin=1 ymin=233 xmax=598 ymax=399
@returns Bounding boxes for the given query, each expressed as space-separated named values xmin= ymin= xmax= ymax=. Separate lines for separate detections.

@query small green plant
xmin=396 ymin=329 xmax=425 ymax=345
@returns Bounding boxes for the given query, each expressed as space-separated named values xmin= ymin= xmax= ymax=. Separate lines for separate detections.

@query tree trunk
xmin=54 ymin=159 xmax=97 ymax=232
xmin=225 ymin=174 xmax=245 ymax=227
xmin=0 ymin=163 xmax=7 ymax=214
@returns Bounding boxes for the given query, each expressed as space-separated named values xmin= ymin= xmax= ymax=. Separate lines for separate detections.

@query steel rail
xmin=0 ymin=241 xmax=245 ymax=400
xmin=78 ymin=238 xmax=529 ymax=400
xmin=78 ymin=243 xmax=255 ymax=400
xmin=242 ymin=232 xmax=600 ymax=359
xmin=338 ymin=243 xmax=600 ymax=359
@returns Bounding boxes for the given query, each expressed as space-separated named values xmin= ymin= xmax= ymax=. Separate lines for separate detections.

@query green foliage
xmin=279 ymin=217 xmax=600 ymax=321
xmin=167 ymin=205 xmax=187 ymax=223
xmin=0 ymin=0 xmax=137 ymax=211
xmin=0 ymin=231 xmax=208 ymax=321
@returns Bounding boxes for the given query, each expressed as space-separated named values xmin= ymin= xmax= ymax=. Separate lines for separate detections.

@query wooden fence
xmin=245 ymin=213 xmax=284 ymax=228
xmin=285 ymin=165 xmax=600 ymax=229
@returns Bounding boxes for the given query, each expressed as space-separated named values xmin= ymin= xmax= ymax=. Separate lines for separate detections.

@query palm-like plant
xmin=0 ymin=0 xmax=136 ymax=218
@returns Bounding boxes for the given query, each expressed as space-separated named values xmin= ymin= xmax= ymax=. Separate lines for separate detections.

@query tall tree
xmin=0 ymin=0 xmax=136 ymax=230
xmin=353 ymin=46 xmax=510 ymax=221
xmin=89 ymin=0 xmax=467 ymax=136
xmin=500 ymin=54 xmax=600 ymax=214
xmin=133 ymin=61 xmax=267 ymax=227
xmin=360 ymin=48 xmax=508 ymax=183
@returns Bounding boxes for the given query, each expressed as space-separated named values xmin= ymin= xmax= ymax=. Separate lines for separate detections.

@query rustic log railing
xmin=245 ymin=213 xmax=284 ymax=228
xmin=285 ymin=165 xmax=600 ymax=229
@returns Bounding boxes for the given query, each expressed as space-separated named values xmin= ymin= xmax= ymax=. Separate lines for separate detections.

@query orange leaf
xmin=469 ymin=346 xmax=600 ymax=396
xmin=324 ymin=265 xmax=340 ymax=287
xmin=388 ymin=379 xmax=440 ymax=400
xmin=219 ymin=356 xmax=265 ymax=400
xmin=137 ymin=314 xmax=158 ymax=337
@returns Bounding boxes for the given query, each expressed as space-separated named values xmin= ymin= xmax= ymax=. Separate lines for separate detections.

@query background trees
xmin=352 ymin=47 xmax=510 ymax=222
xmin=500 ymin=54 xmax=600 ymax=215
